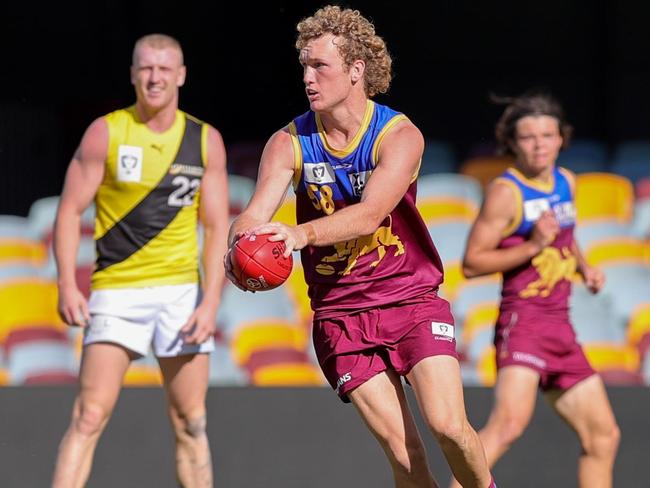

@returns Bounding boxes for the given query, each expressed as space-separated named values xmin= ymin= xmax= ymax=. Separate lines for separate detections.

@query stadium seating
xmin=611 ymin=140 xmax=650 ymax=182
xmin=458 ymin=156 xmax=515 ymax=190
xmin=556 ymin=139 xmax=609 ymax=174
xmin=5 ymin=327 xmax=77 ymax=385
xmin=27 ymin=196 xmax=95 ymax=246
xmin=575 ymin=221 xmax=631 ymax=251
xmin=0 ymin=278 xmax=65 ymax=344
xmin=227 ymin=174 xmax=256 ymax=217
xmin=417 ymin=173 xmax=483 ymax=208
xmin=575 ymin=173 xmax=635 ymax=223
xmin=0 ymin=215 xmax=47 ymax=267
xmin=635 ymin=177 xmax=650 ymax=200
xmin=631 ymin=199 xmax=650 ymax=240
xmin=417 ymin=198 xmax=478 ymax=224
xmin=419 ymin=139 xmax=457 ymax=175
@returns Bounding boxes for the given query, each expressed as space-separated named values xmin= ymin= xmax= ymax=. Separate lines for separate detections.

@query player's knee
xmin=428 ymin=415 xmax=470 ymax=449
xmin=495 ymin=415 xmax=528 ymax=446
xmin=182 ymin=414 xmax=207 ymax=439
xmin=584 ymin=421 xmax=620 ymax=460
xmin=73 ymin=400 xmax=110 ymax=437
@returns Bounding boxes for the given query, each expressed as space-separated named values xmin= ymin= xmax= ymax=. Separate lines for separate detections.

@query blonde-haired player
xmin=51 ymin=34 xmax=228 ymax=488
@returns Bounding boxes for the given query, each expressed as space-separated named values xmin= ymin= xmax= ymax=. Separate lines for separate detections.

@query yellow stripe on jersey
xmin=315 ymin=100 xmax=375 ymax=158
xmin=288 ymin=122 xmax=303 ymax=190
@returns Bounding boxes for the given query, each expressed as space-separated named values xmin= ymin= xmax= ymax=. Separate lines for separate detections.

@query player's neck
xmin=515 ymin=163 xmax=554 ymax=184
xmin=135 ymin=102 xmax=178 ymax=133
xmin=318 ymin=96 xmax=369 ymax=149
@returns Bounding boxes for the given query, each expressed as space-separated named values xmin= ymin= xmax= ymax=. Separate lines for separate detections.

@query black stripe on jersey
xmin=95 ymin=116 xmax=203 ymax=271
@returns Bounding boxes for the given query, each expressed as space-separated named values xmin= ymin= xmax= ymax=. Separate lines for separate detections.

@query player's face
xmin=300 ymin=34 xmax=360 ymax=112
xmin=131 ymin=45 xmax=186 ymax=112
xmin=512 ymin=115 xmax=563 ymax=175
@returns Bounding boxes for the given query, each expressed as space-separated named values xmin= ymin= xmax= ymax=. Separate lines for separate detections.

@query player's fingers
xmin=60 ymin=307 xmax=73 ymax=326
xmin=80 ymin=302 xmax=91 ymax=326
xmin=180 ymin=312 xmax=198 ymax=333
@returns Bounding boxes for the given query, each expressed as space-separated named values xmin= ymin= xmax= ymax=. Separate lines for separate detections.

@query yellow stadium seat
xmin=583 ymin=343 xmax=639 ymax=372
xmin=416 ymin=197 xmax=478 ymax=224
xmin=575 ymin=172 xmax=634 ymax=223
xmin=627 ymin=303 xmax=650 ymax=347
xmin=459 ymin=156 xmax=514 ymax=190
xmin=476 ymin=346 xmax=497 ymax=386
xmin=0 ymin=238 xmax=47 ymax=266
xmin=231 ymin=320 xmax=308 ymax=365
xmin=584 ymin=237 xmax=650 ymax=266
xmin=439 ymin=261 xmax=466 ymax=301
xmin=0 ymin=279 xmax=65 ymax=343
xmin=251 ymin=362 xmax=324 ymax=386
xmin=462 ymin=302 xmax=499 ymax=346
xmin=0 ymin=368 xmax=10 ymax=385
xmin=123 ymin=364 xmax=163 ymax=386
xmin=285 ymin=263 xmax=313 ymax=327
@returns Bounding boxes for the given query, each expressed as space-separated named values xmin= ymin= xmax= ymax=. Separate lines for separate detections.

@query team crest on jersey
xmin=117 ymin=145 xmax=143 ymax=182
xmin=348 ymin=170 xmax=372 ymax=197
xmin=523 ymin=197 xmax=551 ymax=222
xmin=304 ymin=162 xmax=335 ymax=184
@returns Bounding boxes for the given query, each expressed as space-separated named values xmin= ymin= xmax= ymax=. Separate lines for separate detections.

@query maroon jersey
xmin=497 ymin=167 xmax=577 ymax=316
xmin=289 ymin=101 xmax=444 ymax=318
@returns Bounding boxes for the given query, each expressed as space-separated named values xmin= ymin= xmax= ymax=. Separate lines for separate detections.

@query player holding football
xmin=227 ymin=6 xmax=496 ymax=488
xmin=449 ymin=91 xmax=619 ymax=488
xmin=52 ymin=34 xmax=228 ymax=488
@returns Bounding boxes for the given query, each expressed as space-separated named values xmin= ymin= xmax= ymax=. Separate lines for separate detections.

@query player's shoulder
xmin=486 ymin=175 xmax=520 ymax=205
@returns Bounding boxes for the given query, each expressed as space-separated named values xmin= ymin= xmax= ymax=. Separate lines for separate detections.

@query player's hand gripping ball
xmin=231 ymin=234 xmax=293 ymax=291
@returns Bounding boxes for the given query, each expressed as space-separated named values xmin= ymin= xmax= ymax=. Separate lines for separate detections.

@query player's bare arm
xmin=463 ymin=180 xmax=556 ymax=277
xmin=227 ymin=127 xmax=295 ymax=244
xmin=253 ymin=119 xmax=424 ymax=255
xmin=183 ymin=125 xmax=229 ymax=343
xmin=54 ymin=117 xmax=107 ymax=326
xmin=561 ymin=168 xmax=605 ymax=293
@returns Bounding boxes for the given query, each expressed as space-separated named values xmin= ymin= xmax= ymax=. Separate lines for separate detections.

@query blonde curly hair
xmin=296 ymin=5 xmax=392 ymax=97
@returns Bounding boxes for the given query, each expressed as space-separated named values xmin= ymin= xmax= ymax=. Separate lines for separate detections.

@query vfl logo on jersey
xmin=520 ymin=246 xmax=577 ymax=298
xmin=523 ymin=197 xmax=551 ymax=222
xmin=432 ymin=322 xmax=454 ymax=341
xmin=348 ymin=170 xmax=372 ymax=197
xmin=319 ymin=216 xmax=405 ymax=276
xmin=117 ymin=145 xmax=143 ymax=182
xmin=304 ymin=162 xmax=336 ymax=184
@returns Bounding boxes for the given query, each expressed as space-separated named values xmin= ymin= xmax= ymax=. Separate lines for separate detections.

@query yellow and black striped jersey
xmin=92 ymin=106 xmax=208 ymax=289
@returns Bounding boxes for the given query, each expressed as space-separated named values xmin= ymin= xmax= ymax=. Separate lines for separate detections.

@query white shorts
xmin=85 ymin=283 xmax=215 ymax=357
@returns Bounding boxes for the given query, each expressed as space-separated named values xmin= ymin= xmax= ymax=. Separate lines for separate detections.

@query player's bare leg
xmin=52 ymin=343 xmax=132 ymax=488
xmin=349 ymin=369 xmax=438 ymax=488
xmin=159 ymin=353 xmax=212 ymax=488
xmin=407 ymin=356 xmax=492 ymax=488
xmin=449 ymin=365 xmax=538 ymax=487
xmin=546 ymin=375 xmax=619 ymax=488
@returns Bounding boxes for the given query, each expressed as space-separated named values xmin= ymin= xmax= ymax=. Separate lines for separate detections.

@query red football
xmin=231 ymin=233 xmax=293 ymax=291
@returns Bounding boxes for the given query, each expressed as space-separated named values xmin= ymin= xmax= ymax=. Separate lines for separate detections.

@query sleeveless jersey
xmin=496 ymin=166 xmax=577 ymax=314
xmin=289 ymin=100 xmax=445 ymax=317
xmin=92 ymin=106 xmax=207 ymax=289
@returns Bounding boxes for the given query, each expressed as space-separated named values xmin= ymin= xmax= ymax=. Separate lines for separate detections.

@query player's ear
xmin=177 ymin=65 xmax=187 ymax=87
xmin=130 ymin=65 xmax=136 ymax=86
xmin=350 ymin=59 xmax=365 ymax=84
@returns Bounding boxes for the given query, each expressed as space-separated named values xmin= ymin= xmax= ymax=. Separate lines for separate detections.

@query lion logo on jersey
xmin=319 ymin=217 xmax=405 ymax=276
xmin=519 ymin=246 xmax=577 ymax=298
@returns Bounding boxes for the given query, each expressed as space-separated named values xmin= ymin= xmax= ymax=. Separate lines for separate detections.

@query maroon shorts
xmin=495 ymin=309 xmax=595 ymax=391
xmin=312 ymin=293 xmax=458 ymax=402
